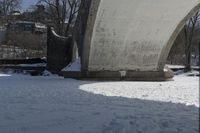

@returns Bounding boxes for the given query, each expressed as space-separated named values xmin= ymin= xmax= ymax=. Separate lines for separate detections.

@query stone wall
xmin=2 ymin=30 xmax=46 ymax=59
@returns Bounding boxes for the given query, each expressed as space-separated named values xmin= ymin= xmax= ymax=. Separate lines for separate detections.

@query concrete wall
xmin=83 ymin=0 xmax=200 ymax=72
xmin=0 ymin=29 xmax=6 ymax=44
xmin=47 ymin=27 xmax=72 ymax=73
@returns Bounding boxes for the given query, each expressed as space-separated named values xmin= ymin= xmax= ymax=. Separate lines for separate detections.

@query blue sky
xmin=21 ymin=0 xmax=38 ymax=11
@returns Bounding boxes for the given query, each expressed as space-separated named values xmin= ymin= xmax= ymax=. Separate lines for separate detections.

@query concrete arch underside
xmin=70 ymin=0 xmax=200 ymax=80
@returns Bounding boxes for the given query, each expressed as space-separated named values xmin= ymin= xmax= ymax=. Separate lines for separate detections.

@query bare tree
xmin=184 ymin=11 xmax=200 ymax=71
xmin=65 ymin=0 xmax=81 ymax=36
xmin=0 ymin=0 xmax=22 ymax=15
xmin=38 ymin=0 xmax=81 ymax=36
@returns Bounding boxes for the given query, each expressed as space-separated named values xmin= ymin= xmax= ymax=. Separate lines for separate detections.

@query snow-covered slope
xmin=0 ymin=73 xmax=199 ymax=133
xmin=62 ymin=58 xmax=81 ymax=72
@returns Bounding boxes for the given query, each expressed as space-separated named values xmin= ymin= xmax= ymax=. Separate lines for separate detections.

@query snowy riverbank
xmin=0 ymin=73 xmax=199 ymax=133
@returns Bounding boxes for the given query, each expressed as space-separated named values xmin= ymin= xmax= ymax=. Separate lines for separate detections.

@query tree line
xmin=184 ymin=11 xmax=200 ymax=71
xmin=0 ymin=0 xmax=81 ymax=36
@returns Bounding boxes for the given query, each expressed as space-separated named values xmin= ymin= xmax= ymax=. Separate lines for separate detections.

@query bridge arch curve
xmin=158 ymin=3 xmax=200 ymax=70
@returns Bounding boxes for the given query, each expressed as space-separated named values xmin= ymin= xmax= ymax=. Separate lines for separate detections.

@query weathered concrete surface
xmin=70 ymin=0 xmax=200 ymax=80
xmin=82 ymin=0 xmax=200 ymax=71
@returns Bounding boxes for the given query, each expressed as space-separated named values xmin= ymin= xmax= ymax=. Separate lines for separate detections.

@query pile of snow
xmin=41 ymin=70 xmax=59 ymax=77
xmin=166 ymin=64 xmax=199 ymax=76
xmin=184 ymin=70 xmax=200 ymax=76
xmin=0 ymin=73 xmax=199 ymax=133
xmin=0 ymin=73 xmax=11 ymax=77
xmin=174 ymin=69 xmax=199 ymax=76
xmin=166 ymin=64 xmax=185 ymax=69
xmin=42 ymin=70 xmax=54 ymax=76
xmin=166 ymin=64 xmax=200 ymax=70
xmin=62 ymin=58 xmax=81 ymax=72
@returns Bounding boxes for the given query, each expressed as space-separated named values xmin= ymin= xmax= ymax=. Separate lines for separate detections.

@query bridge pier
xmin=64 ymin=0 xmax=200 ymax=80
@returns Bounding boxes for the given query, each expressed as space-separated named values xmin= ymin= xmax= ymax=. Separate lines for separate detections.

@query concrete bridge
xmin=67 ymin=0 xmax=200 ymax=80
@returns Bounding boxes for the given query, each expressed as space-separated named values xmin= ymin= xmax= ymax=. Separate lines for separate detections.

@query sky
xmin=21 ymin=0 xmax=38 ymax=11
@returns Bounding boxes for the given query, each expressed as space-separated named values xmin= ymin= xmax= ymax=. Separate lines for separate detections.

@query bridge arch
xmin=72 ymin=0 xmax=200 ymax=80
xmin=158 ymin=3 xmax=200 ymax=70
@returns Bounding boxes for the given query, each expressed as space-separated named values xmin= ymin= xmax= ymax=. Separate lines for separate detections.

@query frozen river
xmin=0 ymin=73 xmax=199 ymax=133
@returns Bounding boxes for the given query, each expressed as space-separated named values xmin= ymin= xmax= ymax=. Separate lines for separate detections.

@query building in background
xmin=7 ymin=21 xmax=47 ymax=33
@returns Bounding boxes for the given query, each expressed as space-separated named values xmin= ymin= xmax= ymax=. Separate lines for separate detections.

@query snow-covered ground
xmin=167 ymin=64 xmax=200 ymax=69
xmin=62 ymin=58 xmax=80 ymax=72
xmin=0 ymin=73 xmax=199 ymax=133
